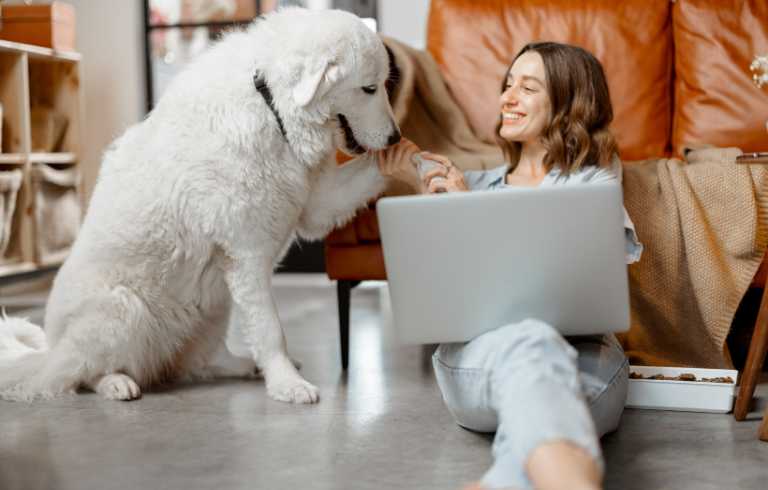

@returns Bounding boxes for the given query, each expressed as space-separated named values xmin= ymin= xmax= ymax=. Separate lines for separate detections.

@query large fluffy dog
xmin=0 ymin=8 xmax=398 ymax=403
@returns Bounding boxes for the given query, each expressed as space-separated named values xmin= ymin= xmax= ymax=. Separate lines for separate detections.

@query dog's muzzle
xmin=337 ymin=114 xmax=366 ymax=155
xmin=387 ymin=129 xmax=401 ymax=146
xmin=337 ymin=115 xmax=401 ymax=154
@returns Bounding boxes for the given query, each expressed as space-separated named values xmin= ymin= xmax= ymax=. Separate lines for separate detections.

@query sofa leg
xmin=735 ymin=285 xmax=768 ymax=421
xmin=337 ymin=280 xmax=361 ymax=370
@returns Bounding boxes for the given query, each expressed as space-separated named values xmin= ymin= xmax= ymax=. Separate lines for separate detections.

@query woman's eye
xmin=523 ymin=86 xmax=537 ymax=93
xmin=361 ymin=85 xmax=377 ymax=94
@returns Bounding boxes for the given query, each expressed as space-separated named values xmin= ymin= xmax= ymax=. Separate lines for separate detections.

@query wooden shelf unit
xmin=30 ymin=152 xmax=76 ymax=164
xmin=0 ymin=40 xmax=83 ymax=278
xmin=0 ymin=153 xmax=25 ymax=165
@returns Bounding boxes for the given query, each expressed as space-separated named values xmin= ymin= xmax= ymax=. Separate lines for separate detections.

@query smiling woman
xmin=375 ymin=39 xmax=640 ymax=490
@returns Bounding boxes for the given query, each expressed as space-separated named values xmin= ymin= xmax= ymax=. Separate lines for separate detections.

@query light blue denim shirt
xmin=463 ymin=160 xmax=643 ymax=264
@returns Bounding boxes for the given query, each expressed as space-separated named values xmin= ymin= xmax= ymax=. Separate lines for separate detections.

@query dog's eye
xmin=361 ymin=85 xmax=377 ymax=94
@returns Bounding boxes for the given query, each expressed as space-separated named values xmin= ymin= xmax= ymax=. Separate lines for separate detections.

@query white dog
xmin=0 ymin=8 xmax=399 ymax=403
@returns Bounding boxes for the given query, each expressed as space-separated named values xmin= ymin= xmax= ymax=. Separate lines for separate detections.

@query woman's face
xmin=498 ymin=51 xmax=551 ymax=144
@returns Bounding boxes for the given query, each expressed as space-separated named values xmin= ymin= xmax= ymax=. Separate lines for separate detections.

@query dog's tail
xmin=0 ymin=311 xmax=82 ymax=401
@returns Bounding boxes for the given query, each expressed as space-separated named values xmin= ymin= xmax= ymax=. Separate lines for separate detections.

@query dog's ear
xmin=292 ymin=60 xmax=341 ymax=107
xmin=384 ymin=45 xmax=401 ymax=102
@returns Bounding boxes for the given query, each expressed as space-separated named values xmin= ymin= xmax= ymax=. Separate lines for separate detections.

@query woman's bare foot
xmin=463 ymin=439 xmax=599 ymax=490
xmin=526 ymin=440 xmax=602 ymax=490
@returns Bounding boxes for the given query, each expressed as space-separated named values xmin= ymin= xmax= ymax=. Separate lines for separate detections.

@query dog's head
xmin=272 ymin=9 xmax=400 ymax=156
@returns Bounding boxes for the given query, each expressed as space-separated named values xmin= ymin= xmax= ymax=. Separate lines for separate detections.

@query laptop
xmin=376 ymin=182 xmax=630 ymax=344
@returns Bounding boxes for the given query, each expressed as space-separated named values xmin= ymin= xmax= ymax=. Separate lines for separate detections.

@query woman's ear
xmin=292 ymin=59 xmax=341 ymax=107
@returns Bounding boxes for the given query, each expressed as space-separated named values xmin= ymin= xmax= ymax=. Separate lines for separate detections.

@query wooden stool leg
xmin=760 ymin=406 xmax=768 ymax=441
xmin=734 ymin=285 xmax=768 ymax=420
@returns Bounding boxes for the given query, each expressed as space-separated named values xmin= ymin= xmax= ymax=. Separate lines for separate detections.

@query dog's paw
xmin=267 ymin=377 xmax=319 ymax=404
xmin=95 ymin=373 xmax=141 ymax=401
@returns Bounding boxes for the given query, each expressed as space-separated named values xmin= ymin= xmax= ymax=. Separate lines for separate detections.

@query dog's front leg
xmin=297 ymin=153 xmax=387 ymax=240
xmin=224 ymin=250 xmax=319 ymax=403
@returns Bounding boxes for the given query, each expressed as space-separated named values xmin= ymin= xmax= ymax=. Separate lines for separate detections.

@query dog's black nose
xmin=387 ymin=130 xmax=402 ymax=146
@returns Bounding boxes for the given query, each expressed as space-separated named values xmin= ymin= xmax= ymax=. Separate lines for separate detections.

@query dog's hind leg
xmin=177 ymin=300 xmax=260 ymax=381
xmin=89 ymin=373 xmax=141 ymax=401
xmin=51 ymin=286 xmax=184 ymax=400
xmin=179 ymin=329 xmax=260 ymax=381
xmin=187 ymin=342 xmax=260 ymax=380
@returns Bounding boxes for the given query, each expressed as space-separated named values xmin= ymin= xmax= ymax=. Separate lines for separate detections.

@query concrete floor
xmin=1 ymin=278 xmax=767 ymax=490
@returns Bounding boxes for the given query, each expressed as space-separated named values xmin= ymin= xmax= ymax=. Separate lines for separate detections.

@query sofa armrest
xmin=325 ymin=206 xmax=382 ymax=246
xmin=324 ymin=204 xmax=386 ymax=281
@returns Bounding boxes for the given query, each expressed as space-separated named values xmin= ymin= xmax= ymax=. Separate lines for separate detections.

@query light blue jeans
xmin=432 ymin=319 xmax=629 ymax=489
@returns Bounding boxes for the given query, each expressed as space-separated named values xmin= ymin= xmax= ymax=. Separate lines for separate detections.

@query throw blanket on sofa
xmin=383 ymin=37 xmax=768 ymax=368
xmin=621 ymin=148 xmax=768 ymax=368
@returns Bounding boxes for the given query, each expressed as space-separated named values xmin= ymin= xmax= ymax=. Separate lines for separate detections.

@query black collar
xmin=253 ymin=73 xmax=288 ymax=141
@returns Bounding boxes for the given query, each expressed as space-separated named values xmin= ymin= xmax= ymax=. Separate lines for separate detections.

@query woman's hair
xmin=495 ymin=42 xmax=617 ymax=174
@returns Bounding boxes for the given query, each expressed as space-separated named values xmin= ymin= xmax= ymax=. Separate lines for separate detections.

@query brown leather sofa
xmin=324 ymin=0 xmax=768 ymax=425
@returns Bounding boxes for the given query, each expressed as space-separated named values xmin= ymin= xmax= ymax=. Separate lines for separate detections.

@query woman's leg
xmin=432 ymin=319 xmax=628 ymax=489
xmin=526 ymin=334 xmax=628 ymax=490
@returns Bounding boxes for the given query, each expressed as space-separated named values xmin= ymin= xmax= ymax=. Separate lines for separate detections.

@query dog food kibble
xmin=701 ymin=376 xmax=734 ymax=383
xmin=629 ymin=372 xmax=734 ymax=384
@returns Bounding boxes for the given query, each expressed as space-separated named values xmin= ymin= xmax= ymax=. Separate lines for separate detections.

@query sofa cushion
xmin=426 ymin=0 xmax=673 ymax=161
xmin=672 ymin=0 xmax=768 ymax=155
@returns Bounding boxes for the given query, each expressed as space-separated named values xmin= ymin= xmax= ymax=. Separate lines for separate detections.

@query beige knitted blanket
xmin=621 ymin=148 xmax=768 ymax=368
xmin=384 ymin=37 xmax=768 ymax=368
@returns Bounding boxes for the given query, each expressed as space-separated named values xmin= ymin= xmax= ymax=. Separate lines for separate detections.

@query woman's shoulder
xmin=547 ymin=155 xmax=623 ymax=186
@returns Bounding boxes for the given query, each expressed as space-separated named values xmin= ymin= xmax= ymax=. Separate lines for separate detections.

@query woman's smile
xmin=502 ymin=111 xmax=527 ymax=124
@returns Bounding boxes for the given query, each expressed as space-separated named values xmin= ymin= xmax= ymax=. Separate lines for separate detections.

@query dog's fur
xmin=0 ymin=8 xmax=398 ymax=403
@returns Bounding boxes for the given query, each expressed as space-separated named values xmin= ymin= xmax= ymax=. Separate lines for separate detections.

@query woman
xmin=378 ymin=42 xmax=642 ymax=490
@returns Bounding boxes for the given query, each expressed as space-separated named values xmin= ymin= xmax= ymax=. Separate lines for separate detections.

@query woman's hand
xmin=419 ymin=152 xmax=469 ymax=193
xmin=377 ymin=138 xmax=422 ymax=191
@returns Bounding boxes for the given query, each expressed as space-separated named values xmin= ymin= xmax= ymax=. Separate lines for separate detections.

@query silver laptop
xmin=376 ymin=182 xmax=630 ymax=344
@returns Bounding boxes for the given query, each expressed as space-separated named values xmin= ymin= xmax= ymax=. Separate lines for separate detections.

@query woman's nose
xmin=500 ymin=89 xmax=518 ymax=106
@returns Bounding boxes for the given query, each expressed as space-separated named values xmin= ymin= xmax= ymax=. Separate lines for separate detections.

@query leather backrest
xmin=426 ymin=0 xmax=674 ymax=160
xmin=672 ymin=0 xmax=768 ymax=155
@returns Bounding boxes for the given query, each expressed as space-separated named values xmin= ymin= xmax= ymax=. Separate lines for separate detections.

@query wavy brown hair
xmin=495 ymin=42 xmax=617 ymax=175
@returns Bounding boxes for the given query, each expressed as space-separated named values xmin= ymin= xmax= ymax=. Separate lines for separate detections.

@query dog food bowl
xmin=626 ymin=365 xmax=739 ymax=413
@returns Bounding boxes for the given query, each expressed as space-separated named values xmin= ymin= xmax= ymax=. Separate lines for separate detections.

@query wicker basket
xmin=0 ymin=168 xmax=23 ymax=265
xmin=29 ymin=164 xmax=80 ymax=265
